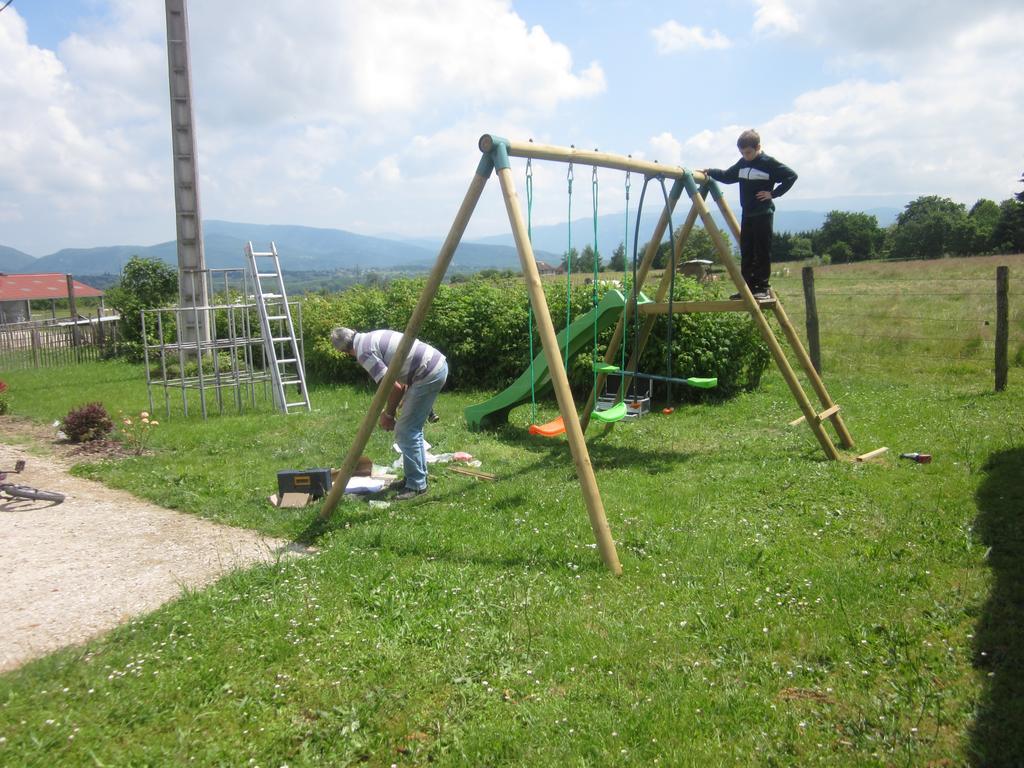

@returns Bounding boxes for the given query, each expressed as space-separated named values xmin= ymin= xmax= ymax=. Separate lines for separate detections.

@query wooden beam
xmin=494 ymin=163 xmax=622 ymax=576
xmin=855 ymin=446 xmax=889 ymax=462
xmin=768 ymin=300 xmax=855 ymax=448
xmin=636 ymin=299 xmax=774 ymax=314
xmin=448 ymin=466 xmax=497 ymax=481
xmin=479 ymin=135 xmax=710 ymax=183
xmin=319 ymin=167 xmax=491 ymax=521
xmin=689 ymin=182 xmax=841 ymax=460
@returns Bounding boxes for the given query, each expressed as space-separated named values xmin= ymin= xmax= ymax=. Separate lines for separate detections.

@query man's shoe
xmin=753 ymin=289 xmax=771 ymax=301
xmin=393 ymin=485 xmax=427 ymax=501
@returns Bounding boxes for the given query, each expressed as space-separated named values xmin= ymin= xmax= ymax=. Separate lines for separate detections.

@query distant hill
xmin=3 ymin=220 xmax=559 ymax=277
xmin=0 ymin=245 xmax=37 ymax=272
xmin=1 ymin=204 xmax=900 ymax=277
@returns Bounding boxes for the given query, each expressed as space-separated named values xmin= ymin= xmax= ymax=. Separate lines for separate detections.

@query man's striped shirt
xmin=352 ymin=330 xmax=446 ymax=385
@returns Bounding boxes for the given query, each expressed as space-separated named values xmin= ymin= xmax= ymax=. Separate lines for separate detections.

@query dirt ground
xmin=0 ymin=420 xmax=305 ymax=673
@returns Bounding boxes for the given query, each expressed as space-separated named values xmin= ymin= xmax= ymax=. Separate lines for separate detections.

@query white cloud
xmin=361 ymin=156 xmax=402 ymax=185
xmin=752 ymin=0 xmax=1022 ymax=57
xmin=0 ymin=0 xmax=608 ymax=253
xmin=651 ymin=21 xmax=731 ymax=54
xmin=648 ymin=133 xmax=684 ymax=166
xmin=752 ymin=0 xmax=800 ymax=36
xmin=184 ymin=0 xmax=604 ymax=125
xmin=666 ymin=0 xmax=1024 ymax=209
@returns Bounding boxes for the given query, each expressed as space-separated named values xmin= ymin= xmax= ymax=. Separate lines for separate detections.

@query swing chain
xmin=525 ymin=156 xmax=536 ymax=252
xmin=592 ymin=166 xmax=599 ymax=307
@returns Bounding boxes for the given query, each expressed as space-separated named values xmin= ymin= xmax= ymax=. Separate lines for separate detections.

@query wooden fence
xmin=0 ymin=315 xmax=120 ymax=371
xmin=798 ymin=264 xmax=1013 ymax=391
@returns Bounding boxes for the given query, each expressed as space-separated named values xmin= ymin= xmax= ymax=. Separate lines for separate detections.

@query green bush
xmin=106 ymin=256 xmax=179 ymax=361
xmin=150 ymin=351 xmax=247 ymax=380
xmin=61 ymin=402 xmax=113 ymax=443
xmin=301 ymin=276 xmax=769 ymax=399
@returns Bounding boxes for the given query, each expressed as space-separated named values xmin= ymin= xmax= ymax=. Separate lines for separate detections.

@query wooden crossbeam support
xmin=816 ymin=404 xmax=841 ymax=421
xmin=637 ymin=299 xmax=776 ymax=314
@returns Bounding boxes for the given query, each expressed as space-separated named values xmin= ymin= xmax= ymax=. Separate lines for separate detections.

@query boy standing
xmin=704 ymin=130 xmax=797 ymax=300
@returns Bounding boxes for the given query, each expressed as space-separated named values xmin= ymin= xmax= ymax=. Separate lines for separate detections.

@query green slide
xmin=465 ymin=289 xmax=647 ymax=431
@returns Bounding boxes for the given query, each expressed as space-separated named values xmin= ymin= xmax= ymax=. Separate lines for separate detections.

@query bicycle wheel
xmin=2 ymin=484 xmax=65 ymax=503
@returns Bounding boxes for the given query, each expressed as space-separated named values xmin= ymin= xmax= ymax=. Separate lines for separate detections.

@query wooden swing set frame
xmin=319 ymin=135 xmax=857 ymax=575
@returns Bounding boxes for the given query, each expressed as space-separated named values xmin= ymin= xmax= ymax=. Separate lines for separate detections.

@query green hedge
xmin=301 ymin=276 xmax=769 ymax=399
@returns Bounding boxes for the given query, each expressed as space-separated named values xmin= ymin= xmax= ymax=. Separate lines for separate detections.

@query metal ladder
xmin=245 ymin=242 xmax=311 ymax=414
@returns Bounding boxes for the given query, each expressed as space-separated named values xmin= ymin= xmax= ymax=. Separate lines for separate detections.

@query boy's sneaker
xmin=753 ymin=289 xmax=771 ymax=301
xmin=729 ymin=292 xmax=742 ymax=300
xmin=427 ymin=410 xmax=440 ymax=423
xmin=393 ymin=485 xmax=427 ymax=501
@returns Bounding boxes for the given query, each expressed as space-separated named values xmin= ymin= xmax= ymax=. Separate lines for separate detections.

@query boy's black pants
xmin=739 ymin=213 xmax=773 ymax=291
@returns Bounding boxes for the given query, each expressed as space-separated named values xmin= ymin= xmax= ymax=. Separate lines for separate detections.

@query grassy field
xmin=0 ymin=256 xmax=1022 ymax=766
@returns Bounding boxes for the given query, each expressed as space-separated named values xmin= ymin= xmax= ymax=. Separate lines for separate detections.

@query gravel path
xmin=0 ymin=437 xmax=301 ymax=672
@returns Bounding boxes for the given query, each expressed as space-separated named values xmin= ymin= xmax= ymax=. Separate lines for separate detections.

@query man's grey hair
xmin=330 ymin=327 xmax=356 ymax=353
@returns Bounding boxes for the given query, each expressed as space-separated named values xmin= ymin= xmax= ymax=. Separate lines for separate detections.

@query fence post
xmin=96 ymin=308 xmax=106 ymax=352
xmin=802 ymin=266 xmax=822 ymax=374
xmin=31 ymin=329 xmax=42 ymax=368
xmin=66 ymin=274 xmax=81 ymax=360
xmin=996 ymin=265 xmax=1009 ymax=392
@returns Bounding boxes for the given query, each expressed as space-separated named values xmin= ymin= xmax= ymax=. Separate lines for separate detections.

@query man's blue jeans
xmin=395 ymin=361 xmax=448 ymax=491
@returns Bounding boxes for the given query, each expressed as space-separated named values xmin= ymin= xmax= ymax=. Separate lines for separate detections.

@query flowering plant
xmin=118 ymin=410 xmax=159 ymax=455
xmin=0 ymin=380 xmax=8 ymax=415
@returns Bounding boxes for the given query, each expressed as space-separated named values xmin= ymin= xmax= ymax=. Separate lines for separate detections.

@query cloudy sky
xmin=1 ymin=0 xmax=1022 ymax=256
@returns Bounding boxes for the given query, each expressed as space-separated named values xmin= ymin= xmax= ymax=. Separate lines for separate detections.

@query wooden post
xmin=709 ymin=183 xmax=853 ymax=452
xmin=66 ymin=274 xmax=81 ymax=355
xmin=802 ymin=266 xmax=821 ymax=374
xmin=96 ymin=308 xmax=106 ymax=351
xmin=493 ymin=160 xmax=622 ymax=575
xmin=319 ymin=163 xmax=492 ymax=521
xmin=692 ymin=177 xmax=841 ymax=460
xmin=995 ymin=265 xmax=1009 ymax=392
xmin=31 ymin=329 xmax=42 ymax=368
xmin=769 ymin=299 xmax=854 ymax=449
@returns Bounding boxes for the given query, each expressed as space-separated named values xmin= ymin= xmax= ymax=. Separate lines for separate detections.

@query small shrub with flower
xmin=0 ymin=380 xmax=9 ymax=415
xmin=119 ymin=410 xmax=160 ymax=455
xmin=61 ymin=402 xmax=113 ymax=443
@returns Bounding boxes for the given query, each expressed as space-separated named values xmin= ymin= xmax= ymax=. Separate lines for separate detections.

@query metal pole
xmin=164 ymin=0 xmax=210 ymax=350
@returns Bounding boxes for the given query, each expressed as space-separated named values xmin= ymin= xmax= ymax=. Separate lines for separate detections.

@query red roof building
xmin=0 ymin=273 xmax=104 ymax=325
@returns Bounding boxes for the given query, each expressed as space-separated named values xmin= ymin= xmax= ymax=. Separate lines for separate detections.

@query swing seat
xmin=591 ymin=401 xmax=628 ymax=423
xmin=593 ymin=363 xmax=621 ymax=375
xmin=529 ymin=417 xmax=566 ymax=438
xmin=685 ymin=377 xmax=718 ymax=389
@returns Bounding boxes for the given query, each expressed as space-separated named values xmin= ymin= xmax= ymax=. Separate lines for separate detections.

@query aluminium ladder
xmin=245 ymin=242 xmax=311 ymax=414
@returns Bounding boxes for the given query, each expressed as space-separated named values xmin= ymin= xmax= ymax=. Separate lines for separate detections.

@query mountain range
xmin=1 ymin=204 xmax=902 ymax=277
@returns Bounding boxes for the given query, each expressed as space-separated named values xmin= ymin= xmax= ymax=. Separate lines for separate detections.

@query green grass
xmin=1 ymin=256 xmax=1022 ymax=766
